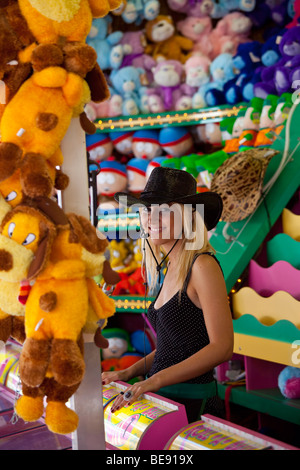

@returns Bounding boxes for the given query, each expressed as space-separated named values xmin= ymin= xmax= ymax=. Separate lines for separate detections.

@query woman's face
xmin=140 ymin=203 xmax=183 ymax=245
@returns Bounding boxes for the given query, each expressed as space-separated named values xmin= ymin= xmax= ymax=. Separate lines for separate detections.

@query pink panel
xmin=248 ymin=260 xmax=300 ymax=299
xmin=245 ymin=356 xmax=285 ymax=390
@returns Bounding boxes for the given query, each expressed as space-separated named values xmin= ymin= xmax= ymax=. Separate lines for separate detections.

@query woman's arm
xmin=102 ymin=349 xmax=156 ymax=385
xmin=110 ymin=255 xmax=233 ymax=411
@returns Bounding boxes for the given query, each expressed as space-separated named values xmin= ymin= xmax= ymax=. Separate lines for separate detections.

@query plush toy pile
xmin=85 ymin=0 xmax=299 ymax=118
xmin=0 ymin=0 xmax=126 ymax=436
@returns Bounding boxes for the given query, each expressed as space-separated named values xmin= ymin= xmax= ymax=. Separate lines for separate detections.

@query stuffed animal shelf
xmin=0 ymin=197 xmax=116 ymax=435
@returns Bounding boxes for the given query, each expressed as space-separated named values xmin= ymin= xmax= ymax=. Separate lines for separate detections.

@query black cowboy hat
xmin=114 ymin=167 xmax=223 ymax=231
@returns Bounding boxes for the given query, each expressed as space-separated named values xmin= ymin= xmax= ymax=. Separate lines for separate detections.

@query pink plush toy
xmin=177 ymin=16 xmax=213 ymax=56
xmin=85 ymin=95 xmax=123 ymax=120
xmin=147 ymin=60 xmax=184 ymax=112
xmin=182 ymin=55 xmax=211 ymax=97
xmin=167 ymin=0 xmax=215 ymax=17
xmin=209 ymin=12 xmax=252 ymax=58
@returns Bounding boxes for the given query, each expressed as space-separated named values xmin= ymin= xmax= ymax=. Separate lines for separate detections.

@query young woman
xmin=102 ymin=167 xmax=233 ymax=422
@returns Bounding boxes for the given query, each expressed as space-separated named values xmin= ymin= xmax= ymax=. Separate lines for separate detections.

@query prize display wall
xmin=0 ymin=0 xmax=300 ymax=451
xmin=91 ymin=0 xmax=300 ymax=447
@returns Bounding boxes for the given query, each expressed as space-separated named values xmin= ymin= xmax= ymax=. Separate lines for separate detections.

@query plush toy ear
xmin=26 ymin=228 xmax=53 ymax=280
xmin=67 ymin=212 xmax=108 ymax=254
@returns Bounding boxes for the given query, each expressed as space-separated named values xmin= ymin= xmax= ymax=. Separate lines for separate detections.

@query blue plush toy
xmin=278 ymin=366 xmax=300 ymax=399
xmin=211 ymin=0 xmax=256 ymax=18
xmin=110 ymin=66 xmax=145 ymax=115
xmin=243 ymin=33 xmax=282 ymax=101
xmin=203 ymin=53 xmax=237 ymax=107
xmin=223 ymin=41 xmax=262 ymax=104
xmin=122 ymin=0 xmax=160 ymax=25
xmin=87 ymin=16 xmax=129 ymax=71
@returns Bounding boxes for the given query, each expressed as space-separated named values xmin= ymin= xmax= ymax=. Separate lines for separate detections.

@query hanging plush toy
xmin=0 ymin=65 xmax=90 ymax=198
xmin=0 ymin=197 xmax=116 ymax=434
xmin=0 ymin=0 xmax=35 ymax=113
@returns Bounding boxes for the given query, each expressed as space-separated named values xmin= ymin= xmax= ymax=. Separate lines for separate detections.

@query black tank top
xmin=147 ymin=252 xmax=222 ymax=384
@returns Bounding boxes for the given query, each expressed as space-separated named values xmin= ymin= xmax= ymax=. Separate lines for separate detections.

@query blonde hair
xmin=141 ymin=204 xmax=215 ymax=296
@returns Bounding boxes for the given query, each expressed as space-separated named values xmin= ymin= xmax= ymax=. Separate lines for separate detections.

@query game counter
xmin=103 ymin=382 xmax=299 ymax=451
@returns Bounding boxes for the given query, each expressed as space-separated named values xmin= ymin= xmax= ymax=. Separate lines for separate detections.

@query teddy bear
xmin=120 ymin=31 xmax=157 ymax=85
xmin=110 ymin=66 xmax=145 ymax=115
xmin=242 ymin=33 xmax=282 ymax=102
xmin=208 ymin=12 xmax=253 ymax=59
xmin=87 ymin=16 xmax=129 ymax=71
xmin=167 ymin=0 xmax=215 ymax=17
xmin=0 ymin=198 xmax=116 ymax=434
xmin=223 ymin=41 xmax=262 ymax=104
xmin=121 ymin=0 xmax=160 ymax=24
xmin=200 ymin=53 xmax=237 ymax=107
xmin=211 ymin=0 xmax=256 ymax=18
xmin=176 ymin=16 xmax=213 ymax=57
xmin=145 ymin=15 xmax=194 ymax=63
xmin=181 ymin=55 xmax=211 ymax=103
xmin=147 ymin=60 xmax=185 ymax=112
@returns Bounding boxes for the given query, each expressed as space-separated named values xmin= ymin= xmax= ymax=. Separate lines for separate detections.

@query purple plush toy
xmin=120 ymin=31 xmax=157 ymax=85
xmin=254 ymin=26 xmax=300 ymax=98
xmin=147 ymin=60 xmax=184 ymax=111
xmin=278 ymin=366 xmax=300 ymax=399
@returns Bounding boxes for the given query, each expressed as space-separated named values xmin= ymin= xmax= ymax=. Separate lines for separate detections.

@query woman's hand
xmin=110 ymin=376 xmax=161 ymax=413
xmin=102 ymin=369 xmax=130 ymax=386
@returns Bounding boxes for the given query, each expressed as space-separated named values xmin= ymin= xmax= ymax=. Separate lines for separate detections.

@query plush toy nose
xmin=0 ymin=249 xmax=13 ymax=271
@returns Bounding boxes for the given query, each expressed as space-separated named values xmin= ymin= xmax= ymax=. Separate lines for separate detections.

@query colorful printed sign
xmin=103 ymin=384 xmax=172 ymax=450
xmin=166 ymin=421 xmax=268 ymax=450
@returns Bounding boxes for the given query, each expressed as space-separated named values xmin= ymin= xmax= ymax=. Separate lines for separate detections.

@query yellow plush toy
xmin=0 ymin=66 xmax=89 ymax=198
xmin=0 ymin=164 xmax=69 ymax=344
xmin=18 ymin=0 xmax=123 ymax=44
xmin=0 ymin=197 xmax=116 ymax=434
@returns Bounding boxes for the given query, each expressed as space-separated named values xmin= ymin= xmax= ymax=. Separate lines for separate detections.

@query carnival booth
xmin=0 ymin=0 xmax=300 ymax=450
